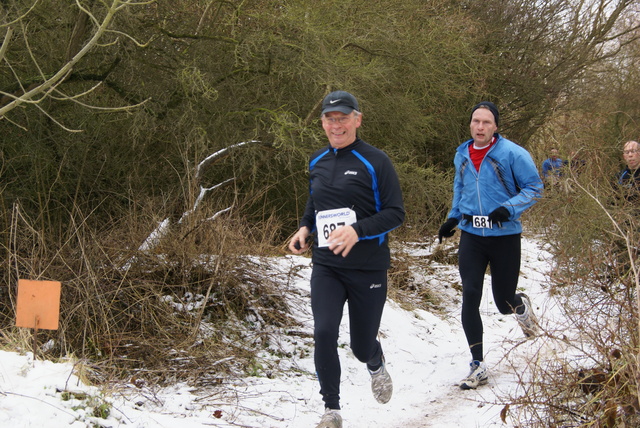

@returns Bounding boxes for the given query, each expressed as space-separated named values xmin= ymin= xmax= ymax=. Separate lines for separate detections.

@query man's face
xmin=322 ymin=111 xmax=361 ymax=149
xmin=470 ymin=107 xmax=498 ymax=148
xmin=623 ymin=141 xmax=640 ymax=170
xmin=550 ymin=149 xmax=559 ymax=160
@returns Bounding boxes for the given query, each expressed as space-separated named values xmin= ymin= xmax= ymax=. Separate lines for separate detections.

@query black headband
xmin=471 ymin=101 xmax=499 ymax=126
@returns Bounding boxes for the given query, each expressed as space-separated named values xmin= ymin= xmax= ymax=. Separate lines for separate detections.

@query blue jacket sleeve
xmin=504 ymin=149 xmax=543 ymax=220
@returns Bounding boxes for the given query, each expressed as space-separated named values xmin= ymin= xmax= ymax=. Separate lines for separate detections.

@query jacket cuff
xmin=352 ymin=223 xmax=362 ymax=237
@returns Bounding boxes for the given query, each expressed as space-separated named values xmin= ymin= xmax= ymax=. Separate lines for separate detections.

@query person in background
xmin=289 ymin=90 xmax=405 ymax=428
xmin=564 ymin=150 xmax=586 ymax=175
xmin=437 ymin=101 xmax=543 ymax=390
xmin=611 ymin=140 xmax=640 ymax=278
xmin=617 ymin=140 xmax=640 ymax=199
xmin=541 ymin=148 xmax=564 ymax=186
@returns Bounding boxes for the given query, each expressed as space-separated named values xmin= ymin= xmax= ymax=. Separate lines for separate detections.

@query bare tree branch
xmin=0 ymin=1 xmax=41 ymax=28
xmin=0 ymin=0 xmax=154 ymax=128
xmin=195 ymin=140 xmax=260 ymax=182
xmin=0 ymin=27 xmax=14 ymax=64
xmin=133 ymin=140 xmax=260 ymax=257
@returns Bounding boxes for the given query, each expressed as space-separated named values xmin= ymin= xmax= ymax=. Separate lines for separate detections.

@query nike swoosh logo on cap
xmin=329 ymin=99 xmax=340 ymax=104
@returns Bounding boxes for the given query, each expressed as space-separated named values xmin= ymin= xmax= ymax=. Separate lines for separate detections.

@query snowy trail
xmin=0 ymin=237 xmax=559 ymax=428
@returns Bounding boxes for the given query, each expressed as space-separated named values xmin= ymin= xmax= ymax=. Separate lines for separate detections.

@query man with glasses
xmin=289 ymin=91 xmax=405 ymax=428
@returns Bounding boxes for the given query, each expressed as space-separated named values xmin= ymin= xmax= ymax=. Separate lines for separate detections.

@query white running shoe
xmin=368 ymin=355 xmax=393 ymax=404
xmin=515 ymin=293 xmax=539 ymax=338
xmin=315 ymin=408 xmax=342 ymax=428
xmin=459 ymin=360 xmax=488 ymax=390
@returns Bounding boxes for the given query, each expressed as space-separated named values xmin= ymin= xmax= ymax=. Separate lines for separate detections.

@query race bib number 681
xmin=472 ymin=215 xmax=492 ymax=229
xmin=316 ymin=208 xmax=357 ymax=247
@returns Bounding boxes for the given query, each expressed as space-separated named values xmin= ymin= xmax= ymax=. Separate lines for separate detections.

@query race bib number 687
xmin=316 ymin=208 xmax=357 ymax=247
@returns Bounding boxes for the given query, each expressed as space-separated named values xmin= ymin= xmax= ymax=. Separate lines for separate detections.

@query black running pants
xmin=310 ymin=263 xmax=387 ymax=410
xmin=458 ymin=231 xmax=524 ymax=361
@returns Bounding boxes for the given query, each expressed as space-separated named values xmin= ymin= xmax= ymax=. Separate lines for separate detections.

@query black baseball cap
xmin=321 ymin=91 xmax=359 ymax=115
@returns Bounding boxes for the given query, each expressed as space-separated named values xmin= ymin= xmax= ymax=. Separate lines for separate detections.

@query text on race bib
xmin=316 ymin=208 xmax=357 ymax=247
xmin=472 ymin=215 xmax=493 ymax=229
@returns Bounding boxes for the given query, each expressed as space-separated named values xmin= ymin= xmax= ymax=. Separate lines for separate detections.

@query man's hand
xmin=488 ymin=207 xmax=510 ymax=226
xmin=327 ymin=225 xmax=358 ymax=257
xmin=289 ymin=227 xmax=311 ymax=254
xmin=438 ymin=218 xmax=459 ymax=243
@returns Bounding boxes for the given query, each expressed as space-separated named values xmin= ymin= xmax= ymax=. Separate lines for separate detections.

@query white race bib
xmin=471 ymin=215 xmax=492 ymax=229
xmin=316 ymin=208 xmax=357 ymax=247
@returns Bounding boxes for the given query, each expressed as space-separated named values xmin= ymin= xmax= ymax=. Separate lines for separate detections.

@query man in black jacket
xmin=289 ymin=91 xmax=405 ymax=428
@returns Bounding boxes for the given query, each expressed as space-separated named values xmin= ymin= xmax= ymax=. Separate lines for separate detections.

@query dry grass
xmin=500 ymin=173 xmax=640 ymax=427
xmin=0 ymin=202 xmax=300 ymax=388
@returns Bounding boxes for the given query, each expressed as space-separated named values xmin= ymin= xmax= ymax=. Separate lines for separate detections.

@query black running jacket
xmin=299 ymin=138 xmax=405 ymax=270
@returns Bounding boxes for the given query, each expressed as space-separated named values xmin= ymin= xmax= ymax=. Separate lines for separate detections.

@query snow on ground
xmin=0 ymin=236 xmax=564 ymax=427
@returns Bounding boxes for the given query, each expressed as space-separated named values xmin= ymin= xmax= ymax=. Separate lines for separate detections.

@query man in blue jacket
xmin=438 ymin=101 xmax=543 ymax=390
xmin=541 ymin=148 xmax=564 ymax=186
xmin=289 ymin=91 xmax=405 ymax=428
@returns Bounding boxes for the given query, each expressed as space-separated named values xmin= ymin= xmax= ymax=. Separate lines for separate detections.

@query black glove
xmin=438 ymin=218 xmax=459 ymax=243
xmin=488 ymin=206 xmax=510 ymax=226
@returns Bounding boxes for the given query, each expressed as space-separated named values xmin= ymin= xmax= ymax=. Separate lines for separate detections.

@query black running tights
xmin=458 ymin=231 xmax=524 ymax=362
xmin=310 ymin=263 xmax=387 ymax=410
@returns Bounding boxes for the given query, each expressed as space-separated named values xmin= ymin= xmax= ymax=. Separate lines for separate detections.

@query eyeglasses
xmin=322 ymin=116 xmax=352 ymax=125
xmin=623 ymin=150 xmax=640 ymax=154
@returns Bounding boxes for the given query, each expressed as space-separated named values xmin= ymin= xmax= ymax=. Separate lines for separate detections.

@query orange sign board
xmin=15 ymin=279 xmax=61 ymax=330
